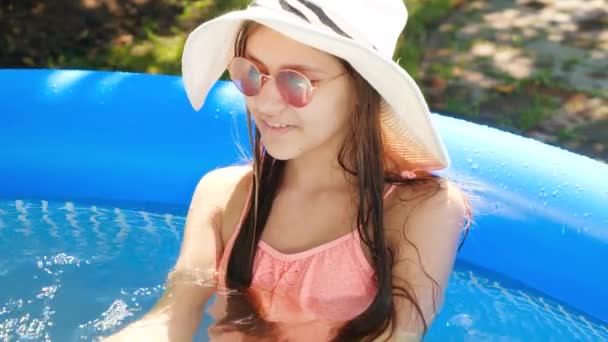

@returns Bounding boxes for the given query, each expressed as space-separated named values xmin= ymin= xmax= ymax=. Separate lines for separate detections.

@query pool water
xmin=1 ymin=199 xmax=607 ymax=341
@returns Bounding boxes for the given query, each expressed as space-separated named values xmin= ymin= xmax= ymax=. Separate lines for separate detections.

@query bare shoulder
xmin=104 ymin=165 xmax=255 ymax=341
xmin=194 ymin=164 xmax=253 ymax=205
xmin=383 ymin=177 xmax=470 ymax=333
xmin=385 ymin=178 xmax=468 ymax=238
xmin=195 ymin=164 xmax=253 ymax=245
xmin=384 ymin=178 xmax=469 ymax=254
xmin=409 ymin=178 xmax=468 ymax=222
xmin=175 ymin=164 xmax=252 ymax=271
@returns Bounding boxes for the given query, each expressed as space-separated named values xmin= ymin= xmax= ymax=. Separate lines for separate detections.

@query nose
xmin=250 ymin=77 xmax=287 ymax=114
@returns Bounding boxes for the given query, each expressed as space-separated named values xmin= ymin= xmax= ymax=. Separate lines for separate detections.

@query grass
xmin=444 ymin=96 xmax=481 ymax=119
xmin=561 ymin=57 xmax=583 ymax=72
xmin=429 ymin=63 xmax=454 ymax=79
xmin=5 ymin=0 xmax=605 ymax=162
xmin=495 ymin=116 xmax=515 ymax=130
xmin=449 ymin=37 xmax=474 ymax=53
xmin=518 ymin=94 xmax=559 ymax=131
xmin=557 ymin=128 xmax=579 ymax=143
xmin=46 ymin=0 xmax=250 ymax=74
xmin=46 ymin=27 xmax=187 ymax=74
xmin=108 ymin=34 xmax=186 ymax=74
xmin=7 ymin=0 xmax=458 ymax=79
xmin=112 ymin=0 xmax=249 ymax=74
xmin=394 ymin=0 xmax=459 ymax=80
xmin=41 ymin=0 xmax=457 ymax=79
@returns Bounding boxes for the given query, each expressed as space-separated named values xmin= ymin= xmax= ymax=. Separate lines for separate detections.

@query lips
xmin=264 ymin=120 xmax=290 ymax=128
xmin=259 ymin=119 xmax=294 ymax=135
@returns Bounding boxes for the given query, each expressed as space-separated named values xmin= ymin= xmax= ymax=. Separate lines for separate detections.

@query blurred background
xmin=1 ymin=0 xmax=606 ymax=163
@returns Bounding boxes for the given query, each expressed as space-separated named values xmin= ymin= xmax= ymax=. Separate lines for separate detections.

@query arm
xmin=103 ymin=167 xmax=238 ymax=342
xmin=374 ymin=180 xmax=469 ymax=341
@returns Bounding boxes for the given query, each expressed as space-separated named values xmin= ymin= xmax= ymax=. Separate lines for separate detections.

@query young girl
xmin=106 ymin=0 xmax=471 ymax=341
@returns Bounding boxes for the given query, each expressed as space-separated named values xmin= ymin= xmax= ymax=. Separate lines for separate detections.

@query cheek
xmin=305 ymin=86 xmax=353 ymax=131
xmin=298 ymin=100 xmax=352 ymax=140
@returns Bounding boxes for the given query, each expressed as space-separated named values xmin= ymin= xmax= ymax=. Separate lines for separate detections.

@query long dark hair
xmin=216 ymin=21 xmax=472 ymax=341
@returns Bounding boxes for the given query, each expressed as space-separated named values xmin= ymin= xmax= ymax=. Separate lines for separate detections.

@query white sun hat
xmin=182 ymin=0 xmax=450 ymax=171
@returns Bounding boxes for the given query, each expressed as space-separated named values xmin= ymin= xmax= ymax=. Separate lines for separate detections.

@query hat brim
xmin=182 ymin=6 xmax=450 ymax=170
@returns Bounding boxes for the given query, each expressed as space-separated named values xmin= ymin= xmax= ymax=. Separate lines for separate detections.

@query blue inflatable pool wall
xmin=1 ymin=69 xmax=607 ymax=324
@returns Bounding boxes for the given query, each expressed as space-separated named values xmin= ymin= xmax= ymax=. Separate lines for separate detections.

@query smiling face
xmin=241 ymin=25 xmax=356 ymax=161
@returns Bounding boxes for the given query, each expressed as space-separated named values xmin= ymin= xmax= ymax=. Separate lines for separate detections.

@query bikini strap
xmin=218 ymin=173 xmax=254 ymax=269
xmin=383 ymin=183 xmax=398 ymax=200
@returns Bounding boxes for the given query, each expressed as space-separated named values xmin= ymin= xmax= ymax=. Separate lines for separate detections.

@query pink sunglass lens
xmin=229 ymin=58 xmax=261 ymax=96
xmin=276 ymin=71 xmax=312 ymax=108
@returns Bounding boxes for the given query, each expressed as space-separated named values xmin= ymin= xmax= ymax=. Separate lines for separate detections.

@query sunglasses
xmin=227 ymin=57 xmax=347 ymax=108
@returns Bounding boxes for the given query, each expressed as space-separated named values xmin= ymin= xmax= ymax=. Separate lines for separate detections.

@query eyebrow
xmin=245 ymin=51 xmax=327 ymax=75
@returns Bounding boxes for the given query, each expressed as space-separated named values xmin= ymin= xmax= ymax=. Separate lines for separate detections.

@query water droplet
xmin=467 ymin=158 xmax=473 ymax=164
xmin=503 ymin=185 xmax=509 ymax=190
xmin=562 ymin=181 xmax=569 ymax=187
xmin=543 ymin=201 xmax=547 ymax=206
xmin=471 ymin=164 xmax=479 ymax=171
xmin=500 ymin=162 xmax=506 ymax=167
xmin=583 ymin=213 xmax=591 ymax=218
xmin=523 ymin=162 xmax=529 ymax=168
xmin=447 ymin=313 xmax=473 ymax=329
xmin=552 ymin=190 xmax=559 ymax=197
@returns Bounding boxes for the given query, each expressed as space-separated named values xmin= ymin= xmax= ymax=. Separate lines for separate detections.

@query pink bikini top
xmin=207 ymin=181 xmax=397 ymax=341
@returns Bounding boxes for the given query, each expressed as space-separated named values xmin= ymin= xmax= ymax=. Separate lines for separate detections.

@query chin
xmin=261 ymin=142 xmax=302 ymax=161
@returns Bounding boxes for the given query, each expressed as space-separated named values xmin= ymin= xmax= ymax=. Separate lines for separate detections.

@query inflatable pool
xmin=1 ymin=69 xmax=607 ymax=341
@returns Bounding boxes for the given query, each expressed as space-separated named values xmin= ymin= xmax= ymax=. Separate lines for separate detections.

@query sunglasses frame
xmin=227 ymin=56 xmax=347 ymax=108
